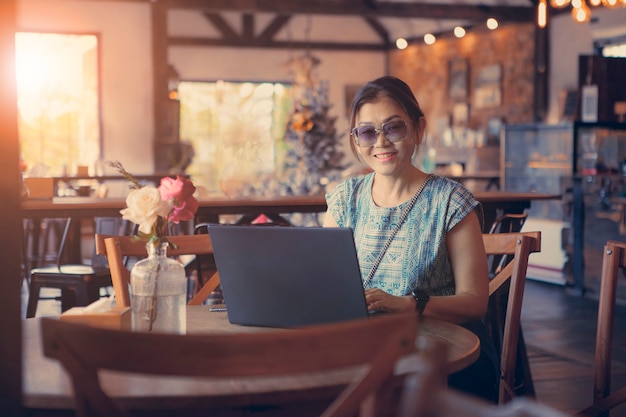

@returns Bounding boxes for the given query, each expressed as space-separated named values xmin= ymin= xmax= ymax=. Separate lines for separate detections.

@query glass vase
xmin=130 ymin=242 xmax=187 ymax=334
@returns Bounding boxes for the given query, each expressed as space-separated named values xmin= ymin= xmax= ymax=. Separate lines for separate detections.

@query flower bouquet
xmin=110 ymin=161 xmax=198 ymax=333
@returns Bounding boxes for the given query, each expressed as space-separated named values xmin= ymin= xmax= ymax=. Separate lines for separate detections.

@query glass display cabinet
xmin=570 ymin=121 xmax=626 ymax=296
xmin=502 ymin=123 xmax=573 ymax=220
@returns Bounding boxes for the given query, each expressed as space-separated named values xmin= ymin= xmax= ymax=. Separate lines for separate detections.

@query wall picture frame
xmin=474 ymin=64 xmax=502 ymax=109
xmin=448 ymin=59 xmax=469 ymax=101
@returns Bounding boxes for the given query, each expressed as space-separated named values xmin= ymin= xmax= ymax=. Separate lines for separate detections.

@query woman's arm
xmin=323 ymin=211 xmax=339 ymax=227
xmin=423 ymin=209 xmax=489 ymax=323
xmin=364 ymin=209 xmax=489 ymax=323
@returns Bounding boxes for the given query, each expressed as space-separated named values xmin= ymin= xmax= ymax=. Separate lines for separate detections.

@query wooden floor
xmin=21 ymin=278 xmax=626 ymax=416
xmin=522 ymin=279 xmax=626 ymax=416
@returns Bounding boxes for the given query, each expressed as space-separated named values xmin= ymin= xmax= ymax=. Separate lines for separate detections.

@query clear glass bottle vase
xmin=130 ymin=242 xmax=187 ymax=334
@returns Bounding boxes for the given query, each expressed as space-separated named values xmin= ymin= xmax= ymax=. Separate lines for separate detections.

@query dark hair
xmin=348 ymin=76 xmax=426 ymax=157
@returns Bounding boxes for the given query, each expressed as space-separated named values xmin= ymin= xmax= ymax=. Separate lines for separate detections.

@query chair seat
xmin=31 ymin=265 xmax=111 ymax=282
xmin=28 ymin=265 xmax=113 ymax=318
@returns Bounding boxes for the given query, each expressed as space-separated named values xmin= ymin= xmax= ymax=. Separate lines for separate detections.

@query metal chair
xmin=26 ymin=217 xmax=126 ymax=318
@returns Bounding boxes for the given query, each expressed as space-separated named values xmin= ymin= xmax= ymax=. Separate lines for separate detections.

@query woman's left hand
xmin=364 ymin=288 xmax=415 ymax=313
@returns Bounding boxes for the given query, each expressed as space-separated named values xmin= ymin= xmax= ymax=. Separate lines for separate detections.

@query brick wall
xmin=389 ymin=22 xmax=536 ymax=138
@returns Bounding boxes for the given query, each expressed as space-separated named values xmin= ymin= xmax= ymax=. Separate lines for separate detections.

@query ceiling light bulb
xmin=487 ymin=18 xmax=499 ymax=30
xmin=538 ymin=0 xmax=548 ymax=28
xmin=589 ymin=0 xmax=601 ymax=5
xmin=571 ymin=4 xmax=591 ymax=22
xmin=454 ymin=27 xmax=466 ymax=38
xmin=550 ymin=0 xmax=570 ymax=7
xmin=395 ymin=38 xmax=408 ymax=50
xmin=601 ymin=0 xmax=619 ymax=6
xmin=424 ymin=33 xmax=436 ymax=45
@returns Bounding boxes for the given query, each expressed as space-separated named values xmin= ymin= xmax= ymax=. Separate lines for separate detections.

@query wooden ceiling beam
xmin=364 ymin=17 xmax=390 ymax=45
xmin=258 ymin=15 xmax=292 ymax=41
xmin=163 ymin=0 xmax=534 ymax=22
xmin=202 ymin=12 xmax=239 ymax=40
xmin=168 ymin=36 xmax=387 ymax=51
xmin=242 ymin=13 xmax=254 ymax=39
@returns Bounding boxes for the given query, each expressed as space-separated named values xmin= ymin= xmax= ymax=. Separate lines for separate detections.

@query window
xmin=178 ymin=80 xmax=292 ymax=196
xmin=16 ymin=32 xmax=100 ymax=177
xmin=602 ymin=42 xmax=626 ymax=58
xmin=597 ymin=34 xmax=626 ymax=58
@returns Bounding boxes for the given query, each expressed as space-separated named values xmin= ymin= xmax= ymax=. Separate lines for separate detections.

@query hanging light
xmin=453 ymin=26 xmax=466 ymax=38
xmin=544 ymin=0 xmax=626 ymax=26
xmin=538 ymin=0 xmax=548 ymax=28
xmin=572 ymin=3 xmax=592 ymax=22
xmin=550 ymin=0 xmax=570 ymax=7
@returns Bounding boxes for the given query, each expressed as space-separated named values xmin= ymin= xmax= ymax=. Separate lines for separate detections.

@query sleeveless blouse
xmin=325 ymin=173 xmax=479 ymax=297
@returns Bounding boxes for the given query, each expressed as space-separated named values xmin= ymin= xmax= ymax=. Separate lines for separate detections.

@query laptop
xmin=207 ymin=224 xmax=370 ymax=327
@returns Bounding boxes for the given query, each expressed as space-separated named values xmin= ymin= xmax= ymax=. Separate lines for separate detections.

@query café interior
xmin=3 ymin=0 xmax=626 ymax=416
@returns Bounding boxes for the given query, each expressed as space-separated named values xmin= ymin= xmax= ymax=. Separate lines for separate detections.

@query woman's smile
xmin=373 ymin=151 xmax=398 ymax=161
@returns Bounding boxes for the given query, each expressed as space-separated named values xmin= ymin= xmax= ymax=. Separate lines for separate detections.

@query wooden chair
xmin=94 ymin=234 xmax=220 ymax=307
xmin=482 ymin=231 xmax=541 ymax=404
xmin=576 ymin=240 xmax=626 ymax=417
xmin=26 ymin=217 xmax=126 ymax=318
xmin=397 ymin=333 xmax=571 ymax=417
xmin=40 ymin=311 xmax=419 ymax=417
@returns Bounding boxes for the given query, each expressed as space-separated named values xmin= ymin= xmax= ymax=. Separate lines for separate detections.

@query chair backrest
xmin=487 ymin=212 xmax=529 ymax=275
xmin=482 ymin=231 xmax=541 ymax=404
xmin=40 ymin=312 xmax=419 ymax=417
xmin=396 ymin=331 xmax=571 ymax=417
xmin=576 ymin=240 xmax=626 ymax=417
xmin=397 ymin=339 xmax=571 ymax=417
xmin=94 ymin=234 xmax=219 ymax=307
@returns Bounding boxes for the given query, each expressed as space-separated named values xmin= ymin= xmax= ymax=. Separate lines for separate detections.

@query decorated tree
xmin=280 ymin=53 xmax=346 ymax=195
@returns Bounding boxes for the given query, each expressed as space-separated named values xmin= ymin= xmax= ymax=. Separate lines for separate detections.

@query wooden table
xmin=22 ymin=306 xmax=479 ymax=415
xmin=19 ymin=192 xmax=560 ymax=269
xmin=21 ymin=192 xmax=560 ymax=230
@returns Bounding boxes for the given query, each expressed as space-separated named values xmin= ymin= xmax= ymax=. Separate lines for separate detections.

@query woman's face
xmin=354 ymin=96 xmax=422 ymax=177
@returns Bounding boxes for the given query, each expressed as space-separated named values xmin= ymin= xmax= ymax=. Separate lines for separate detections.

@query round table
xmin=23 ymin=306 xmax=480 ymax=415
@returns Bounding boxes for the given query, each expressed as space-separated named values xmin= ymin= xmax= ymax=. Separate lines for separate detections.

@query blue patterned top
xmin=325 ymin=173 xmax=479 ymax=297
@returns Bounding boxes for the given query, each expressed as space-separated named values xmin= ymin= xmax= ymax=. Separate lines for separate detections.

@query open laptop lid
xmin=207 ymin=224 xmax=369 ymax=328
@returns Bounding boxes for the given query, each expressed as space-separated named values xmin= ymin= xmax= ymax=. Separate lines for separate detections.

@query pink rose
xmin=169 ymin=195 xmax=199 ymax=223
xmin=159 ymin=176 xmax=198 ymax=224
xmin=159 ymin=176 xmax=196 ymax=203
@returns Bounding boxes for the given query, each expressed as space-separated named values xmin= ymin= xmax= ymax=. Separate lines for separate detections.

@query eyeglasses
xmin=351 ymin=120 xmax=408 ymax=147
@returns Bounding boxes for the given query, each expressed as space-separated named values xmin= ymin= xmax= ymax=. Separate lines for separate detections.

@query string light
xmin=572 ymin=3 xmax=592 ymax=22
xmin=453 ymin=26 xmax=466 ymax=38
xmin=423 ymin=33 xmax=436 ymax=45
xmin=486 ymin=18 xmax=499 ymax=30
xmin=395 ymin=37 xmax=408 ymax=50
xmin=545 ymin=0 xmax=625 ymax=25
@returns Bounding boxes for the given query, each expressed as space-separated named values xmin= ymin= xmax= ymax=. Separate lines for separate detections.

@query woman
xmin=324 ymin=75 xmax=499 ymax=402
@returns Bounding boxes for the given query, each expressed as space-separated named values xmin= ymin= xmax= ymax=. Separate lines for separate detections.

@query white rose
xmin=120 ymin=186 xmax=172 ymax=234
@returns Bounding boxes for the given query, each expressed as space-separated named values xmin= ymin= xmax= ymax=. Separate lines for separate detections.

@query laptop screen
xmin=207 ymin=224 xmax=369 ymax=327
